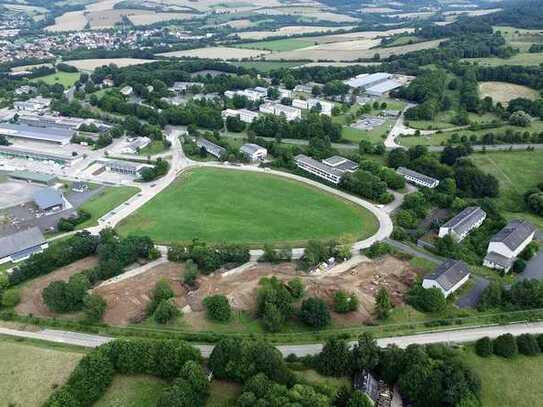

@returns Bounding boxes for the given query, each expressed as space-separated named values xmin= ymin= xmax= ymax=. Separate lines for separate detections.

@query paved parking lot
xmin=0 ymin=180 xmax=43 ymax=209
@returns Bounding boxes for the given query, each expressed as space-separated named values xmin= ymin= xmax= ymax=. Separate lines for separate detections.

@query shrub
xmin=154 ymin=300 xmax=180 ymax=324
xmin=475 ymin=337 xmax=493 ymax=357
xmin=299 ymin=297 xmax=331 ymax=329
xmin=203 ymin=295 xmax=231 ymax=322
xmin=538 ymin=334 xmax=543 ymax=352
xmin=493 ymin=334 xmax=518 ymax=358
xmin=287 ymin=278 xmax=305 ymax=300
xmin=407 ymin=285 xmax=447 ymax=313
xmin=83 ymin=294 xmax=107 ymax=323
xmin=1 ymin=288 xmax=20 ymax=308
xmin=512 ymin=258 xmax=527 ymax=273
xmin=42 ymin=273 xmax=90 ymax=313
xmin=183 ymin=260 xmax=199 ymax=288
xmin=365 ymin=242 xmax=392 ymax=259
xmin=333 ymin=290 xmax=359 ymax=313
xmin=517 ymin=334 xmax=540 ymax=356
xmin=148 ymin=279 xmax=175 ymax=315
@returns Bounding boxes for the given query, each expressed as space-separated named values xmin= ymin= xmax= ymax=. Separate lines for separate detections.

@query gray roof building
xmin=397 ymin=167 xmax=439 ymax=188
xmin=322 ymin=155 xmax=359 ymax=173
xmin=196 ymin=138 xmax=226 ymax=159
xmin=0 ymin=123 xmax=73 ymax=145
xmin=439 ymin=206 xmax=487 ymax=242
xmin=295 ymin=154 xmax=344 ymax=184
xmin=483 ymin=251 xmax=514 ymax=271
xmin=33 ymin=188 xmax=64 ymax=211
xmin=0 ymin=227 xmax=46 ymax=262
xmin=10 ymin=170 xmax=58 ymax=185
xmin=490 ymin=220 xmax=536 ymax=252
xmin=424 ymin=259 xmax=470 ymax=294
xmin=0 ymin=145 xmax=75 ymax=165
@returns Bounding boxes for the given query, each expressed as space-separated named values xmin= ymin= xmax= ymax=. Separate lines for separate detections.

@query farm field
xmin=46 ymin=10 xmax=87 ymax=32
xmin=95 ymin=375 xmax=167 ymax=407
xmin=229 ymin=60 xmax=302 ymax=72
xmin=127 ymin=12 xmax=195 ymax=25
xmin=0 ymin=338 xmax=84 ymax=407
xmin=470 ymin=150 xmax=543 ymax=228
xmin=479 ymin=81 xmax=539 ymax=104
xmin=78 ymin=186 xmax=140 ymax=228
xmin=157 ymin=46 xmax=271 ymax=60
xmin=116 ymin=168 xmax=379 ymax=245
xmin=462 ymin=349 xmax=543 ymax=407
xmin=236 ymin=25 xmax=354 ymax=40
xmin=64 ymin=58 xmax=157 ymax=71
xmin=237 ymin=38 xmax=316 ymax=52
xmin=264 ymin=38 xmax=444 ymax=61
xmin=31 ymin=72 xmax=81 ymax=87
xmin=464 ymin=52 xmax=543 ymax=66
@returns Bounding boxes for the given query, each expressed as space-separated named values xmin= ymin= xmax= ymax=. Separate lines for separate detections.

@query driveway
xmin=456 ymin=276 xmax=490 ymax=309
xmin=519 ymin=249 xmax=543 ymax=281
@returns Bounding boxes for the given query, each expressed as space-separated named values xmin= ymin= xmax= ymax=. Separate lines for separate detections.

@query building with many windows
xmin=294 ymin=154 xmax=344 ymax=184
xmin=422 ymin=259 xmax=470 ymax=297
xmin=439 ymin=206 xmax=487 ymax=242
xmin=396 ymin=167 xmax=439 ymax=188
xmin=259 ymin=102 xmax=302 ymax=121
xmin=240 ymin=143 xmax=267 ymax=161
xmin=221 ymin=108 xmax=260 ymax=124
xmin=484 ymin=220 xmax=535 ymax=272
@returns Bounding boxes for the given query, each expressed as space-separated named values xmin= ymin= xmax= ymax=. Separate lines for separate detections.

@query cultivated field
xmin=265 ymin=38 xmax=444 ymax=61
xmin=238 ymin=38 xmax=316 ymax=52
xmin=0 ymin=338 xmax=84 ymax=407
xmin=116 ymin=168 xmax=378 ymax=245
xmin=464 ymin=52 xmax=543 ymax=66
xmin=127 ymin=12 xmax=195 ymax=25
xmin=64 ymin=58 xmax=157 ymax=71
xmin=479 ymin=81 xmax=540 ymax=104
xmin=236 ymin=25 xmax=355 ymax=40
xmin=470 ymin=150 xmax=543 ymax=227
xmin=46 ymin=11 xmax=87 ymax=32
xmin=158 ymin=46 xmax=271 ymax=60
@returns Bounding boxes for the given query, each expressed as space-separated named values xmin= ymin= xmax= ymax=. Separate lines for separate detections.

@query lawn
xmin=296 ymin=369 xmax=351 ymax=390
xmin=95 ymin=375 xmax=167 ymax=407
xmin=462 ymin=348 xmax=543 ymax=407
xmin=78 ymin=185 xmax=140 ymax=228
xmin=470 ymin=150 xmax=543 ymax=228
xmin=206 ymin=380 xmax=241 ymax=407
xmin=116 ymin=168 xmax=379 ymax=246
xmin=230 ymin=60 xmax=302 ymax=72
xmin=31 ymin=71 xmax=81 ymax=87
xmin=341 ymin=121 xmax=392 ymax=144
xmin=464 ymin=52 xmax=543 ymax=66
xmin=0 ymin=338 xmax=84 ymax=406
xmin=236 ymin=38 xmax=315 ymax=52
xmin=138 ymin=140 xmax=169 ymax=156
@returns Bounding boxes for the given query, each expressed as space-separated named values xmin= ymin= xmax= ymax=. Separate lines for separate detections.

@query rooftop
xmin=0 ymin=123 xmax=73 ymax=144
xmin=344 ymin=72 xmax=391 ymax=88
xmin=425 ymin=259 xmax=470 ymax=292
xmin=295 ymin=154 xmax=344 ymax=177
xmin=0 ymin=227 xmax=45 ymax=260
xmin=491 ymin=220 xmax=535 ymax=251
xmin=10 ymin=170 xmax=58 ymax=183
xmin=442 ymin=206 xmax=486 ymax=236
xmin=240 ymin=143 xmax=265 ymax=155
xmin=33 ymin=187 xmax=64 ymax=210
xmin=397 ymin=166 xmax=439 ymax=186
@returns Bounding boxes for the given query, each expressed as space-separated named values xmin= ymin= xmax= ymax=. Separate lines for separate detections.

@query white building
xmin=14 ymin=96 xmax=51 ymax=113
xmin=222 ymin=108 xmax=260 ymax=124
xmin=240 ymin=143 xmax=267 ymax=161
xmin=278 ymin=88 xmax=292 ymax=99
xmin=484 ymin=220 xmax=535 ymax=272
xmin=295 ymin=154 xmax=344 ymax=184
xmin=120 ymin=86 xmax=133 ymax=96
xmin=422 ymin=259 xmax=470 ymax=297
xmin=259 ymin=102 xmax=301 ymax=121
xmin=292 ymin=98 xmax=334 ymax=116
xmin=439 ymin=207 xmax=487 ymax=242
xmin=344 ymin=72 xmax=392 ymax=89
xmin=224 ymin=89 xmax=264 ymax=102
xmin=121 ymin=137 xmax=152 ymax=154
xmin=322 ymin=155 xmax=359 ymax=173
xmin=396 ymin=167 xmax=439 ymax=188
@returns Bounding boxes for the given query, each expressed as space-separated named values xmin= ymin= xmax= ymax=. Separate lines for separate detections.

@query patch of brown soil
xmin=16 ymin=256 xmax=98 ymax=318
xmin=93 ymin=262 xmax=185 ymax=326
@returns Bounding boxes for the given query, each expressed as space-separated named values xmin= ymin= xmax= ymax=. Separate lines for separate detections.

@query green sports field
xmin=31 ymin=71 xmax=81 ymax=87
xmin=117 ymin=168 xmax=379 ymax=245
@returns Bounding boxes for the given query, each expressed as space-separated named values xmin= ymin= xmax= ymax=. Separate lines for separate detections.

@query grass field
xmin=117 ymin=168 xmax=379 ymax=245
xmin=464 ymin=52 xmax=543 ymax=66
xmin=470 ymin=150 xmax=543 ymax=227
xmin=229 ymin=60 xmax=302 ymax=72
xmin=95 ymin=375 xmax=166 ymax=407
xmin=0 ymin=338 xmax=84 ymax=406
xmin=206 ymin=381 xmax=241 ymax=406
xmin=138 ymin=140 xmax=169 ymax=156
xmin=237 ymin=38 xmax=315 ymax=52
xmin=78 ymin=186 xmax=140 ymax=228
xmin=32 ymin=72 xmax=81 ymax=87
xmin=462 ymin=349 xmax=543 ymax=407
xmin=479 ymin=81 xmax=539 ymax=104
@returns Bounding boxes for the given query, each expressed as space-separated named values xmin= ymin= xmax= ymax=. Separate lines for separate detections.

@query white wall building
xmin=422 ymin=259 xmax=470 ymax=298
xmin=295 ymin=154 xmax=344 ymax=184
xmin=484 ymin=220 xmax=535 ymax=272
xmin=439 ymin=207 xmax=487 ymax=242
xmin=224 ymin=89 xmax=264 ymax=102
xmin=259 ymin=102 xmax=301 ymax=121
xmin=292 ymin=98 xmax=334 ymax=116
xmin=396 ymin=167 xmax=439 ymax=188
xmin=240 ymin=143 xmax=267 ymax=161
xmin=222 ymin=108 xmax=260 ymax=124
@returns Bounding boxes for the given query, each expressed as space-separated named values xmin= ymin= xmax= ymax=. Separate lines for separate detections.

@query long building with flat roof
xmin=0 ymin=123 xmax=73 ymax=145
xmin=0 ymin=227 xmax=48 ymax=264
xmin=0 ymin=145 xmax=77 ymax=165
xmin=9 ymin=170 xmax=58 ymax=185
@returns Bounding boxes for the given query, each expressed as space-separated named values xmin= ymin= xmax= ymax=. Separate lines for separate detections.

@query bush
xmin=1 ymin=288 xmax=20 ymax=308
xmin=493 ymin=334 xmax=518 ymax=358
xmin=538 ymin=334 xmax=543 ymax=352
xmin=512 ymin=258 xmax=527 ymax=273
xmin=154 ymin=300 xmax=180 ymax=324
xmin=517 ymin=334 xmax=540 ymax=356
xmin=183 ymin=260 xmax=199 ymax=288
xmin=148 ymin=279 xmax=175 ymax=315
xmin=299 ymin=297 xmax=331 ymax=329
xmin=42 ymin=273 xmax=90 ymax=313
xmin=83 ymin=294 xmax=107 ymax=323
xmin=287 ymin=278 xmax=305 ymax=300
xmin=203 ymin=295 xmax=231 ymax=322
xmin=475 ymin=337 xmax=493 ymax=357
xmin=407 ymin=285 xmax=447 ymax=313
xmin=365 ymin=242 xmax=392 ymax=259
xmin=333 ymin=290 xmax=359 ymax=313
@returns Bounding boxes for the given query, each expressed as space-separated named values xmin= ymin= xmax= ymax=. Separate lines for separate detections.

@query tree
xmin=475 ymin=337 xmax=493 ymax=357
xmin=375 ymin=287 xmax=392 ymax=319
xmin=509 ymin=110 xmax=531 ymax=127
xmin=183 ymin=260 xmax=199 ymax=288
xmin=299 ymin=297 xmax=331 ymax=329
xmin=333 ymin=290 xmax=359 ymax=313
xmin=351 ymin=333 xmax=380 ymax=372
xmin=287 ymin=278 xmax=304 ymax=300
xmin=493 ymin=334 xmax=518 ymax=358
xmin=83 ymin=294 xmax=106 ymax=323
xmin=347 ymin=391 xmax=372 ymax=407
xmin=262 ymin=302 xmax=284 ymax=332
xmin=203 ymin=295 xmax=231 ymax=322
xmin=148 ymin=279 xmax=175 ymax=315
xmin=154 ymin=299 xmax=180 ymax=324
xmin=517 ymin=334 xmax=540 ymax=355
xmin=387 ymin=148 xmax=409 ymax=168
xmin=317 ymin=337 xmax=352 ymax=376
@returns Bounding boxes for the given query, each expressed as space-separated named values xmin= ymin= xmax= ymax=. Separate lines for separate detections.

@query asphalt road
xmin=4 ymin=322 xmax=543 ymax=357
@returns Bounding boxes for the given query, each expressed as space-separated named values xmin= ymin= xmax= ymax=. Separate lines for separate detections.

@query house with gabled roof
xmin=422 ymin=259 xmax=470 ymax=297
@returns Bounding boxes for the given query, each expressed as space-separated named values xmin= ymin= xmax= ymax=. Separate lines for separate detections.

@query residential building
xmin=102 ymin=78 xmax=114 ymax=87
xmin=396 ymin=167 xmax=439 ymax=188
xmin=278 ymin=88 xmax=292 ymax=99
xmin=0 ymin=227 xmax=48 ymax=264
xmin=439 ymin=206 xmax=487 ymax=242
xmin=292 ymin=98 xmax=334 ymax=115
xmin=295 ymin=154 xmax=344 ymax=184
xmin=0 ymin=123 xmax=73 ymax=145
xmin=240 ymin=143 xmax=267 ymax=161
xmin=224 ymin=89 xmax=264 ymax=102
xmin=121 ymin=137 xmax=152 ymax=154
xmin=10 ymin=170 xmax=58 ymax=185
xmin=196 ymin=138 xmax=226 ymax=159
xmin=170 ymin=81 xmax=202 ymax=93
xmin=484 ymin=220 xmax=536 ymax=272
xmin=322 ymin=155 xmax=359 ymax=173
xmin=344 ymin=72 xmax=392 ymax=89
xmin=221 ymin=108 xmax=260 ymax=124
xmin=14 ymin=85 xmax=36 ymax=96
xmin=120 ymin=86 xmax=133 ymax=96
xmin=353 ymin=370 xmax=393 ymax=407
xmin=0 ymin=146 xmax=77 ymax=166
xmin=33 ymin=187 xmax=64 ymax=211
xmin=14 ymin=96 xmax=51 ymax=112
xmin=422 ymin=259 xmax=470 ymax=297
xmin=103 ymin=160 xmax=153 ymax=176
xmin=259 ymin=102 xmax=302 ymax=121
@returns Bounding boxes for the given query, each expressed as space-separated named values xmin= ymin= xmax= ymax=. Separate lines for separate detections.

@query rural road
xmin=4 ymin=322 xmax=543 ymax=357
